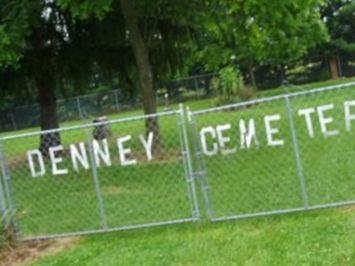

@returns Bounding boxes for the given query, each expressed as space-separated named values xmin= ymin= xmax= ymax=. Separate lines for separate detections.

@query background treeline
xmin=0 ymin=0 xmax=354 ymax=132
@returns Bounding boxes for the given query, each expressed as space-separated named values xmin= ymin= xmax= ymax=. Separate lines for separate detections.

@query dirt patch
xmin=102 ymin=186 xmax=141 ymax=196
xmin=0 ymin=237 xmax=79 ymax=266
xmin=339 ymin=205 xmax=355 ymax=213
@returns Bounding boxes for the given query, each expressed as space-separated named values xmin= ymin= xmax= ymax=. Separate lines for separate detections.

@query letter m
xmin=240 ymin=119 xmax=259 ymax=149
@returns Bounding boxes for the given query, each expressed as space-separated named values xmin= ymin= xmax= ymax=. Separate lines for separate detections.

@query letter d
xmin=27 ymin=150 xmax=46 ymax=178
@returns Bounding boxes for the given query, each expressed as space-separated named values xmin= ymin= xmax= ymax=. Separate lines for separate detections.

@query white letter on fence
xmin=200 ymin=126 xmax=218 ymax=156
xmin=298 ymin=107 xmax=316 ymax=138
xmin=139 ymin=132 xmax=154 ymax=161
xmin=70 ymin=142 xmax=89 ymax=171
xmin=264 ymin=114 xmax=284 ymax=146
xmin=117 ymin=135 xmax=137 ymax=166
xmin=92 ymin=139 xmax=112 ymax=167
xmin=239 ymin=119 xmax=259 ymax=149
xmin=317 ymin=104 xmax=339 ymax=137
xmin=344 ymin=101 xmax=355 ymax=132
xmin=27 ymin=150 xmax=45 ymax=178
xmin=216 ymin=124 xmax=236 ymax=155
xmin=49 ymin=145 xmax=68 ymax=176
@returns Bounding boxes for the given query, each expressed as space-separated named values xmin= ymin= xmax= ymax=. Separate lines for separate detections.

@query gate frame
xmin=0 ymin=109 xmax=200 ymax=241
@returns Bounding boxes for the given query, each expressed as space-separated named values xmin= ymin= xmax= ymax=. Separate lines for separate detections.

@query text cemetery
xmin=27 ymin=100 xmax=355 ymax=177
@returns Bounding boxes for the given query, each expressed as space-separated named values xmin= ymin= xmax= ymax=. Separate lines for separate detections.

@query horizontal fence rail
xmin=1 ymin=82 xmax=355 ymax=241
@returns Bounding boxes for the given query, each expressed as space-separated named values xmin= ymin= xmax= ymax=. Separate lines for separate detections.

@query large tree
xmin=0 ymin=1 xmax=64 ymax=153
xmin=319 ymin=0 xmax=355 ymax=78
xmin=0 ymin=1 xmax=104 ymax=153
xmin=192 ymin=0 xmax=328 ymax=87
xmin=59 ymin=0 xmax=200 ymax=151
xmin=119 ymin=0 xmax=161 ymax=149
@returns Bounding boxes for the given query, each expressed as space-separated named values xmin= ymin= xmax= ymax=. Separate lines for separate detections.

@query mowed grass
xmin=33 ymin=207 xmax=355 ymax=266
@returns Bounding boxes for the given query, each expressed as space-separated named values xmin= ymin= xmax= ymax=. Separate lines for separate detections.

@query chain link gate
xmin=188 ymin=82 xmax=355 ymax=222
xmin=2 ymin=82 xmax=355 ymax=241
xmin=0 ymin=109 xmax=199 ymax=241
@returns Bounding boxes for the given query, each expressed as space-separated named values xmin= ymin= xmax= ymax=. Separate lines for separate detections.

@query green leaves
xmin=58 ymin=0 xmax=114 ymax=19
xmin=318 ymin=0 xmax=355 ymax=56
xmin=195 ymin=0 xmax=329 ymax=72
xmin=0 ymin=0 xmax=33 ymax=67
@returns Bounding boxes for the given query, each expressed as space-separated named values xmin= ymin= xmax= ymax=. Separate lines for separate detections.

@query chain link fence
xmin=0 ymin=74 xmax=216 ymax=133
xmin=1 ymin=54 xmax=355 ymax=133
xmin=1 ymin=82 xmax=355 ymax=241
xmin=1 ymin=90 xmax=124 ymax=132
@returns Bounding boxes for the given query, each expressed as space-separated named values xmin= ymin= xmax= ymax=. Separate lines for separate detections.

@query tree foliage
xmin=194 ymin=0 xmax=328 ymax=72
xmin=1 ymin=0 xmax=354 ymax=130
xmin=321 ymin=0 xmax=355 ymax=53
xmin=0 ymin=1 xmax=33 ymax=67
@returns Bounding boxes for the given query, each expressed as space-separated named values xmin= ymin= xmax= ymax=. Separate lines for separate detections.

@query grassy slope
xmin=34 ymin=207 xmax=355 ymax=266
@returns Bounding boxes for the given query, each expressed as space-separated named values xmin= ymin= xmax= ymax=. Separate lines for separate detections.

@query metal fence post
xmin=178 ymin=104 xmax=200 ymax=219
xmin=10 ymin=112 xmax=17 ymax=131
xmin=0 ymin=164 xmax=7 ymax=228
xmin=284 ymin=95 xmax=309 ymax=208
xmin=187 ymin=107 xmax=215 ymax=219
xmin=114 ymin=90 xmax=120 ymax=111
xmin=337 ymin=55 xmax=343 ymax=78
xmin=77 ymin=97 xmax=83 ymax=119
xmin=193 ymin=77 xmax=199 ymax=98
xmin=85 ymin=129 xmax=108 ymax=230
xmin=0 ymin=140 xmax=20 ymax=238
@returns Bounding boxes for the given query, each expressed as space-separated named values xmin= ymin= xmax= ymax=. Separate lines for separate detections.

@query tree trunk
xmin=35 ymin=74 xmax=61 ymax=157
xmin=120 ymin=0 xmax=163 ymax=154
xmin=30 ymin=27 xmax=61 ymax=156
xmin=329 ymin=56 xmax=340 ymax=80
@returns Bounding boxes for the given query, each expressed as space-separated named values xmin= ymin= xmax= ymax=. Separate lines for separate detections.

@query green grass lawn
xmin=1 ymin=75 xmax=355 ymax=139
xmin=2 ymin=77 xmax=355 ymax=265
xmin=32 ymin=207 xmax=355 ymax=266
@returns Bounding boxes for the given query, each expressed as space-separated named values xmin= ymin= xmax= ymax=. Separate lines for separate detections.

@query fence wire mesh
xmin=0 ymin=110 xmax=198 ymax=240
xmin=1 ymin=82 xmax=355 ymax=241
xmin=189 ymin=81 xmax=355 ymax=221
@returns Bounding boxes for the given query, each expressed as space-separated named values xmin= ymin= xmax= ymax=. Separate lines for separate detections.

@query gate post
xmin=186 ymin=107 xmax=215 ymax=219
xmin=0 ymin=140 xmax=20 ymax=240
xmin=178 ymin=104 xmax=200 ymax=219
xmin=77 ymin=97 xmax=83 ymax=119
xmin=0 ymin=163 xmax=7 ymax=228
xmin=85 ymin=128 xmax=108 ymax=230
xmin=284 ymin=95 xmax=309 ymax=208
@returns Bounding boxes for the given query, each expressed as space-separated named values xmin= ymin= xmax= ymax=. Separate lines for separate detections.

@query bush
xmin=212 ymin=66 xmax=254 ymax=105
xmin=0 ymin=224 xmax=4 ymax=248
xmin=0 ymin=222 xmax=17 ymax=249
